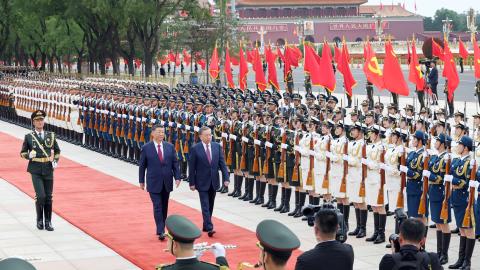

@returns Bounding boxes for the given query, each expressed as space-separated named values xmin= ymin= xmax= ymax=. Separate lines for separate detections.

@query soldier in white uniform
xmin=314 ymin=119 xmax=334 ymax=201
xmin=347 ymin=122 xmax=368 ymax=239
xmin=364 ymin=125 xmax=387 ymax=244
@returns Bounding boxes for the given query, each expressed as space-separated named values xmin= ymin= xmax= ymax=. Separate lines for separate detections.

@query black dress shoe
xmin=36 ymin=220 xmax=44 ymax=230
xmin=208 ymin=230 xmax=216 ymax=237
xmin=158 ymin=234 xmax=166 ymax=241
xmin=45 ymin=221 xmax=54 ymax=231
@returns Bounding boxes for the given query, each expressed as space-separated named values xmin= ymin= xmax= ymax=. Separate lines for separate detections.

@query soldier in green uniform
xmin=20 ymin=110 xmax=61 ymax=231
xmin=157 ymin=215 xmax=229 ymax=270
xmin=253 ymin=219 xmax=300 ymax=270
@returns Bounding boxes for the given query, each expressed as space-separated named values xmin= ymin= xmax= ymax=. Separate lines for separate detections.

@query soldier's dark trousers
xmin=416 ymin=90 xmax=426 ymax=109
xmin=391 ymin=93 xmax=399 ymax=108
xmin=367 ymin=87 xmax=374 ymax=109
xmin=31 ymin=173 xmax=53 ymax=223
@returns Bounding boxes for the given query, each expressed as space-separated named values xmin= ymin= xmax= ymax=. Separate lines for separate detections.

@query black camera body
xmin=302 ymin=203 xmax=348 ymax=243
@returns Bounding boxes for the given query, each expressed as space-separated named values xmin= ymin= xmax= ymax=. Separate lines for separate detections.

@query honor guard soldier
xmin=366 ymin=81 xmax=374 ymax=109
xmin=254 ymin=219 xmax=300 ymax=270
xmin=157 ymin=215 xmax=229 ymax=270
xmin=426 ymin=133 xmax=452 ymax=265
xmin=347 ymin=122 xmax=367 ymax=238
xmin=288 ymin=116 xmax=305 ymax=217
xmin=399 ymin=131 xmax=427 ymax=220
xmin=364 ymin=125 xmax=387 ymax=244
xmin=330 ymin=121 xmax=350 ymax=227
xmin=447 ymin=136 xmax=477 ymax=270
xmin=20 ymin=110 xmax=61 ymax=231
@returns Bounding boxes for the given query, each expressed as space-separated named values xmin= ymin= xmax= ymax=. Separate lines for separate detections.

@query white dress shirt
xmin=202 ymin=141 xmax=212 ymax=158
xmin=153 ymin=140 xmax=164 ymax=155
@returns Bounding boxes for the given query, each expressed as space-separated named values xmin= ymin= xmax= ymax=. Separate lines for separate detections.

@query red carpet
xmin=0 ymin=131 xmax=301 ymax=269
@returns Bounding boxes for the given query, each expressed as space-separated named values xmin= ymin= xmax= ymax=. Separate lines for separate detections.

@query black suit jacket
xmin=295 ymin=241 xmax=354 ymax=270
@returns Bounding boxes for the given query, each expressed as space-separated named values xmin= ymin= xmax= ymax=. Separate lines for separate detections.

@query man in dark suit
xmin=189 ymin=126 xmax=229 ymax=237
xmin=139 ymin=125 xmax=181 ymax=241
xmin=295 ymin=208 xmax=354 ymax=270
xmin=428 ymin=61 xmax=439 ymax=105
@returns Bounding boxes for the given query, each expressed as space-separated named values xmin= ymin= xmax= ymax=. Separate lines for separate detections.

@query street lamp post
xmin=374 ymin=15 xmax=385 ymax=41
xmin=442 ymin=17 xmax=453 ymax=40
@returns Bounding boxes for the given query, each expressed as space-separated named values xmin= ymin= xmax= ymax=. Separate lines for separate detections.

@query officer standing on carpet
xmin=157 ymin=215 xmax=229 ymax=270
xmin=20 ymin=110 xmax=61 ymax=231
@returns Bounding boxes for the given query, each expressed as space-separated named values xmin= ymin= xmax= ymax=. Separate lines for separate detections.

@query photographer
xmin=295 ymin=208 xmax=354 ymax=270
xmin=379 ymin=218 xmax=442 ymax=270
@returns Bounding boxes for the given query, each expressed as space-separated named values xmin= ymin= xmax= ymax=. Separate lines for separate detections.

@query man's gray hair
xmin=199 ymin=126 xmax=211 ymax=135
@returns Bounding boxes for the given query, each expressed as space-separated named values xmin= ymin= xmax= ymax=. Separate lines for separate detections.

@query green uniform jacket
xmin=157 ymin=256 xmax=229 ymax=270
xmin=20 ymin=131 xmax=61 ymax=175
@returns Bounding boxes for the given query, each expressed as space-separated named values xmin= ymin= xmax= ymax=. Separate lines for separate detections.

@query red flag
xmin=277 ymin=47 xmax=285 ymax=63
xmin=432 ymin=38 xmax=444 ymax=60
xmin=182 ymin=49 xmax=191 ymax=66
xmin=459 ymin=39 xmax=469 ymax=60
xmin=247 ymin=50 xmax=255 ymax=64
xmin=253 ymin=47 xmax=267 ymax=91
xmin=318 ymin=41 xmax=336 ymax=92
xmin=363 ymin=41 xmax=384 ymax=89
xmin=338 ymin=41 xmax=357 ymax=96
xmin=230 ymin=56 xmax=239 ymax=66
xmin=334 ymin=45 xmax=342 ymax=64
xmin=208 ymin=46 xmax=220 ymax=80
xmin=408 ymin=40 xmax=424 ymax=90
xmin=239 ymin=45 xmax=249 ymax=90
xmin=473 ymin=36 xmax=480 ymax=79
xmin=383 ymin=41 xmax=409 ymax=96
xmin=303 ymin=43 xmax=322 ymax=86
xmin=224 ymin=46 xmax=235 ymax=88
xmin=168 ymin=51 xmax=176 ymax=62
xmin=265 ymin=45 xmax=280 ymax=90
xmin=285 ymin=45 xmax=302 ymax=67
xmin=197 ymin=59 xmax=206 ymax=70
xmin=442 ymin=39 xmax=459 ymax=102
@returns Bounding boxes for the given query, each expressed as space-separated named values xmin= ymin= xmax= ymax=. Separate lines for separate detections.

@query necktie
xmin=39 ymin=132 xmax=43 ymax=140
xmin=206 ymin=144 xmax=211 ymax=164
xmin=158 ymin=144 xmax=163 ymax=163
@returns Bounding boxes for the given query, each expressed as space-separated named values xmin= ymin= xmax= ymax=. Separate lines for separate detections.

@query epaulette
xmin=155 ymin=263 xmax=173 ymax=270
xmin=199 ymin=261 xmax=225 ymax=269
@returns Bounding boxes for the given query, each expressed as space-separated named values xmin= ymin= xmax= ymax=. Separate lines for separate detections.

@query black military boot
xmin=250 ymin=181 xmax=261 ymax=203
xmin=449 ymin=236 xmax=466 ymax=269
xmin=366 ymin=212 xmax=379 ymax=242
xmin=243 ymin=179 xmax=254 ymax=201
xmin=255 ymin=182 xmax=266 ymax=205
xmin=460 ymin=238 xmax=475 ymax=270
xmin=44 ymin=204 xmax=54 ymax=231
xmin=234 ymin=176 xmax=243 ymax=198
xmin=274 ymin=187 xmax=286 ymax=211
xmin=239 ymin=178 xmax=250 ymax=200
xmin=349 ymin=208 xmax=360 ymax=236
xmin=440 ymin=232 xmax=451 ymax=265
xmin=374 ymin=214 xmax=386 ymax=244
xmin=280 ymin=188 xmax=291 ymax=213
xmin=288 ymin=190 xmax=300 ymax=216
xmin=228 ymin=176 xmax=238 ymax=196
xmin=343 ymin=204 xmax=350 ymax=231
xmin=436 ymin=230 xmax=444 ymax=258
xmin=357 ymin=209 xmax=368 ymax=238
xmin=220 ymin=184 xmax=228 ymax=194
xmin=267 ymin=185 xmax=278 ymax=209
xmin=294 ymin=192 xmax=307 ymax=218
xmin=35 ymin=202 xmax=44 ymax=230
xmin=262 ymin=184 xmax=272 ymax=207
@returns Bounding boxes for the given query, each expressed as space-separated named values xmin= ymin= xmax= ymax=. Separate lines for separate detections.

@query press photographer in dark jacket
xmin=379 ymin=218 xmax=442 ymax=270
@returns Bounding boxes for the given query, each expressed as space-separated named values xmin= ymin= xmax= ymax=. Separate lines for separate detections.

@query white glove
xmin=399 ymin=165 xmax=409 ymax=174
xmin=469 ymin=180 xmax=479 ymax=188
xmin=379 ymin=163 xmax=388 ymax=171
xmin=395 ymin=145 xmax=404 ymax=154
xmin=325 ymin=151 xmax=332 ymax=159
xmin=422 ymin=170 xmax=431 ymax=179
xmin=52 ymin=161 xmax=58 ymax=169
xmin=444 ymin=174 xmax=453 ymax=183
xmin=194 ymin=248 xmax=205 ymax=259
xmin=210 ymin=243 xmax=226 ymax=258
xmin=28 ymin=151 xmax=36 ymax=159
xmin=343 ymin=155 xmax=349 ymax=161
xmin=361 ymin=158 xmax=368 ymax=165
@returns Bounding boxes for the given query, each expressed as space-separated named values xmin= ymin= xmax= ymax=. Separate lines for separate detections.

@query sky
xmin=366 ymin=0 xmax=475 ymax=17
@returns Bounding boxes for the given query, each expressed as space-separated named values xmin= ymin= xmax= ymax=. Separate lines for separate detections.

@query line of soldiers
xmin=1 ymin=71 xmax=480 ymax=270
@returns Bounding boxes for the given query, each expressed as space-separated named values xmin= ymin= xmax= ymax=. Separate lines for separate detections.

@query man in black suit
xmin=295 ymin=208 xmax=354 ymax=270
xmin=379 ymin=218 xmax=442 ymax=270
xmin=139 ymin=125 xmax=181 ymax=241
xmin=189 ymin=126 xmax=229 ymax=237
xmin=428 ymin=61 xmax=439 ymax=105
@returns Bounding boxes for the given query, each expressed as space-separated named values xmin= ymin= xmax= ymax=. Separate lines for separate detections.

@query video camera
xmin=302 ymin=203 xmax=348 ymax=243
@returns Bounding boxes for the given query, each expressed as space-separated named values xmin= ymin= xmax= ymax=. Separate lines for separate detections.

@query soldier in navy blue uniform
xmin=399 ymin=130 xmax=428 ymax=221
xmin=447 ymin=136 xmax=477 ymax=270
xmin=425 ymin=133 xmax=452 ymax=265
